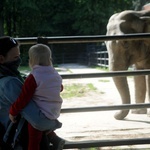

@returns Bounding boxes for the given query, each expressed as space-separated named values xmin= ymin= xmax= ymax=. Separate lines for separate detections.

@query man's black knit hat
xmin=0 ymin=36 xmax=18 ymax=56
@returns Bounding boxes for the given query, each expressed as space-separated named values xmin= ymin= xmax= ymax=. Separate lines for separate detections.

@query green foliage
xmin=0 ymin=0 xmax=133 ymax=37
xmin=72 ymin=0 xmax=132 ymax=35
xmin=61 ymin=83 xmax=97 ymax=99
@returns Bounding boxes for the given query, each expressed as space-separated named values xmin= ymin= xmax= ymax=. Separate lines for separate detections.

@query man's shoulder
xmin=0 ymin=75 xmax=21 ymax=84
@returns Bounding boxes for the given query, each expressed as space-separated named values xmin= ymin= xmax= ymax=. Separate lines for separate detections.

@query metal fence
xmin=16 ymin=33 xmax=150 ymax=149
xmin=87 ymin=44 xmax=108 ymax=67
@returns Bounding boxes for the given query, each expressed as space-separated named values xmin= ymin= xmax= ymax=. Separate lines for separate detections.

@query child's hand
xmin=9 ymin=114 xmax=17 ymax=123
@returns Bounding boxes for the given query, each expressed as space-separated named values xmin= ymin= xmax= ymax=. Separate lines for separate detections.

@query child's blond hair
xmin=29 ymin=44 xmax=53 ymax=68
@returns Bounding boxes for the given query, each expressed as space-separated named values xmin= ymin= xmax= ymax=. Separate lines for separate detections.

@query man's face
xmin=0 ymin=46 xmax=20 ymax=64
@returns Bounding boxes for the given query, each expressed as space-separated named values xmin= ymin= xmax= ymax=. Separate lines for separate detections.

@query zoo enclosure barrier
xmin=85 ymin=43 xmax=108 ymax=67
xmin=16 ymin=33 xmax=150 ymax=149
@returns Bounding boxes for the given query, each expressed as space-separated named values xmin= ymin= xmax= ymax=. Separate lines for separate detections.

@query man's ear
xmin=0 ymin=55 xmax=5 ymax=63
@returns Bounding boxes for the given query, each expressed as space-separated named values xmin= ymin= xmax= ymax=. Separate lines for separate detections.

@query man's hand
xmin=9 ymin=114 xmax=17 ymax=123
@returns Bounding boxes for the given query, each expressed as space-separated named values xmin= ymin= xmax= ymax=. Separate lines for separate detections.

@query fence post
xmin=37 ymin=37 xmax=48 ymax=44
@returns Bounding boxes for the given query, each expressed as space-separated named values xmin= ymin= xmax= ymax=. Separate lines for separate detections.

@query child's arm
xmin=9 ymin=74 xmax=37 ymax=122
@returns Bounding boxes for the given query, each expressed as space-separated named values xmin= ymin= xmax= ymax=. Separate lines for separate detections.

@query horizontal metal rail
xmin=63 ymin=138 xmax=150 ymax=149
xmin=15 ymin=33 xmax=150 ymax=44
xmin=61 ymin=103 xmax=150 ymax=113
xmin=61 ymin=69 xmax=150 ymax=79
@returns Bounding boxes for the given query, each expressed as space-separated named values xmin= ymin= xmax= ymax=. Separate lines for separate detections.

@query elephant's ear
xmin=119 ymin=15 xmax=145 ymax=34
xmin=140 ymin=16 xmax=150 ymax=33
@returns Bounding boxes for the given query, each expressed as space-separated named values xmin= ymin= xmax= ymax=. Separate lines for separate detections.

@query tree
xmin=35 ymin=0 xmax=76 ymax=36
xmin=0 ymin=0 xmax=134 ymax=37
xmin=72 ymin=0 xmax=132 ymax=35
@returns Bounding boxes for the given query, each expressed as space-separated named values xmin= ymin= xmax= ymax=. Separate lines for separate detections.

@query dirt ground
xmin=55 ymin=64 xmax=150 ymax=150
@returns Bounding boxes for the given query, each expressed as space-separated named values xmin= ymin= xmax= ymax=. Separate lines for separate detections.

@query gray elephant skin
xmin=105 ymin=10 xmax=150 ymax=120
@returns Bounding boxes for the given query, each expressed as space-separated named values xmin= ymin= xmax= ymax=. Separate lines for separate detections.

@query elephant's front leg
xmin=113 ymin=76 xmax=130 ymax=120
xmin=132 ymin=75 xmax=147 ymax=114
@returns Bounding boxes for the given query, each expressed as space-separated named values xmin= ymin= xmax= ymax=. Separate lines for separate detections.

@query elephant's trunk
xmin=113 ymin=76 xmax=130 ymax=120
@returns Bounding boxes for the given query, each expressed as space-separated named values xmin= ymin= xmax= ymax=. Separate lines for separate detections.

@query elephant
xmin=105 ymin=10 xmax=150 ymax=120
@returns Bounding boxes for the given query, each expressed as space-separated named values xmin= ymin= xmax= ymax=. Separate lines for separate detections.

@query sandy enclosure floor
xmin=55 ymin=64 xmax=150 ymax=149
